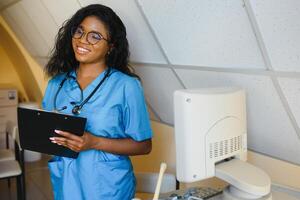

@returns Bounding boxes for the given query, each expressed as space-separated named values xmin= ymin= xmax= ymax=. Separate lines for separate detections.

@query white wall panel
xmin=2 ymin=2 xmax=49 ymax=56
xmin=133 ymin=66 xmax=183 ymax=125
xmin=176 ymin=69 xmax=300 ymax=164
xmin=1 ymin=10 xmax=38 ymax=56
xmin=138 ymin=0 xmax=265 ymax=69
xmin=21 ymin=0 xmax=58 ymax=53
xmin=79 ymin=0 xmax=167 ymax=64
xmin=248 ymin=0 xmax=300 ymax=72
xmin=41 ymin=0 xmax=81 ymax=27
xmin=278 ymin=78 xmax=300 ymax=128
xmin=147 ymin=104 xmax=159 ymax=121
xmin=34 ymin=56 xmax=49 ymax=69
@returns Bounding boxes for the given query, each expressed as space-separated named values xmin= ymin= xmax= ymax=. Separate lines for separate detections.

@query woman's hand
xmin=50 ymin=130 xmax=152 ymax=155
xmin=49 ymin=130 xmax=96 ymax=152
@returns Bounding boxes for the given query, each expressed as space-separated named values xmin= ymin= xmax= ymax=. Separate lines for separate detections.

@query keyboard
xmin=163 ymin=187 xmax=223 ymax=200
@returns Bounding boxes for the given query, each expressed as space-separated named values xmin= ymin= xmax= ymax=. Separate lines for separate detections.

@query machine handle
xmin=153 ymin=162 xmax=167 ymax=200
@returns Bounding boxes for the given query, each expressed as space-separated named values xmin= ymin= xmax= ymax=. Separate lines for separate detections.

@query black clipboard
xmin=18 ymin=107 xmax=87 ymax=158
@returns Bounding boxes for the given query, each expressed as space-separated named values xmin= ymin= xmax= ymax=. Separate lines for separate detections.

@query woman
xmin=42 ymin=4 xmax=152 ymax=200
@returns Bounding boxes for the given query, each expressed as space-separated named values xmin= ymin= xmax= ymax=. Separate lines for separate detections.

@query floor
xmin=0 ymin=154 xmax=53 ymax=200
xmin=0 ymin=154 xmax=152 ymax=200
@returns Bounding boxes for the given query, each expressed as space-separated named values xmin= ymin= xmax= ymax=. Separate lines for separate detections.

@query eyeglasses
xmin=71 ymin=26 xmax=108 ymax=45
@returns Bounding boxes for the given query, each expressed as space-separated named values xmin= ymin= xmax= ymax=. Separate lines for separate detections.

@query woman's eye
xmin=76 ymin=28 xmax=83 ymax=34
xmin=91 ymin=33 xmax=101 ymax=40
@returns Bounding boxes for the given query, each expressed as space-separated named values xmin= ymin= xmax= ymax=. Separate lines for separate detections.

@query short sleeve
xmin=123 ymin=79 xmax=152 ymax=141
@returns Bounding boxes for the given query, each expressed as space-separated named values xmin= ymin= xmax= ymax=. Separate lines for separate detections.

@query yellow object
xmin=153 ymin=162 xmax=167 ymax=200
xmin=0 ymin=16 xmax=47 ymax=103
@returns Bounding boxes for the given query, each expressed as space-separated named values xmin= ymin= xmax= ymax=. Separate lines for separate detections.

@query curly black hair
xmin=45 ymin=4 xmax=139 ymax=79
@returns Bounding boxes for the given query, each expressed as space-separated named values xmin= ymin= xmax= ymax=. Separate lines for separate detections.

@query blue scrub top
xmin=42 ymin=68 xmax=152 ymax=200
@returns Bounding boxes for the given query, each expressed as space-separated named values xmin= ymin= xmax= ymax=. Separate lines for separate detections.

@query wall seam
xmin=34 ymin=55 xmax=300 ymax=78
xmin=133 ymin=0 xmax=186 ymax=89
xmin=249 ymin=148 xmax=300 ymax=166
xmin=76 ymin=0 xmax=82 ymax=7
xmin=40 ymin=0 xmax=59 ymax=28
xmin=132 ymin=62 xmax=300 ymax=78
xmin=243 ymin=0 xmax=300 ymax=140
xmin=146 ymin=100 xmax=163 ymax=122
xmin=271 ymin=183 xmax=300 ymax=198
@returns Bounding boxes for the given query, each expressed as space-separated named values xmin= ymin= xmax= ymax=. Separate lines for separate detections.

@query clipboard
xmin=17 ymin=107 xmax=87 ymax=158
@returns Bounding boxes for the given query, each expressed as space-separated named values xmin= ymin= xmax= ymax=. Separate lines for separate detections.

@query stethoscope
xmin=54 ymin=68 xmax=111 ymax=115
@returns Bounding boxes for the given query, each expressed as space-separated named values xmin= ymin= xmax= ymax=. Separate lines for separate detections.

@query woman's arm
xmin=50 ymin=130 xmax=152 ymax=156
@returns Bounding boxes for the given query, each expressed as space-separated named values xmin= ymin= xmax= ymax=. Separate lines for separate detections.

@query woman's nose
xmin=79 ymin=32 xmax=89 ymax=44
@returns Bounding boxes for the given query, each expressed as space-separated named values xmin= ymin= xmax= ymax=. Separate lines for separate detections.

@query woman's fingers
xmin=50 ymin=137 xmax=81 ymax=152
xmin=49 ymin=130 xmax=87 ymax=151
xmin=49 ymin=130 xmax=93 ymax=152
xmin=54 ymin=130 xmax=83 ymax=143
xmin=50 ymin=136 xmax=78 ymax=146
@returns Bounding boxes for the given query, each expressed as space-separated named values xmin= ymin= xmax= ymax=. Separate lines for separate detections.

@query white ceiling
xmin=248 ymin=0 xmax=300 ymax=72
xmin=137 ymin=0 xmax=266 ymax=69
xmin=134 ymin=65 xmax=184 ymax=125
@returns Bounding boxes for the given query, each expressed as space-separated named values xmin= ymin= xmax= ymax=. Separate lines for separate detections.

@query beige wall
xmin=248 ymin=151 xmax=300 ymax=189
xmin=132 ymin=121 xmax=300 ymax=190
xmin=0 ymin=45 xmax=28 ymax=101
xmin=0 ymin=16 xmax=47 ymax=103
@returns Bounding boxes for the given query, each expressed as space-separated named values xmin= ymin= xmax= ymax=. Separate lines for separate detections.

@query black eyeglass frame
xmin=71 ymin=26 xmax=109 ymax=45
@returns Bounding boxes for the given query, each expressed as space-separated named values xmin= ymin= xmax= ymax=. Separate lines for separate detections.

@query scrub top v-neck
xmin=42 ymin=68 xmax=152 ymax=200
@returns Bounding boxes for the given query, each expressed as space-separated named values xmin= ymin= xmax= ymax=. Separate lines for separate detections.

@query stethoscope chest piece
xmin=72 ymin=105 xmax=81 ymax=115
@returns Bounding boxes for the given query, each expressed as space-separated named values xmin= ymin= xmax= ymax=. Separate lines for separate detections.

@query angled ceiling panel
xmin=138 ymin=0 xmax=265 ymax=69
xmin=34 ymin=56 xmax=49 ymax=69
xmin=20 ymin=0 xmax=58 ymax=54
xmin=2 ymin=2 xmax=49 ymax=56
xmin=248 ymin=0 xmax=300 ymax=72
xmin=176 ymin=69 xmax=300 ymax=164
xmin=0 ymin=0 xmax=19 ymax=10
xmin=1 ymin=10 xmax=38 ymax=56
xmin=147 ymin=102 xmax=160 ymax=121
xmin=133 ymin=65 xmax=183 ymax=125
xmin=41 ymin=0 xmax=81 ymax=28
xmin=79 ymin=0 xmax=167 ymax=64
xmin=278 ymin=77 xmax=300 ymax=127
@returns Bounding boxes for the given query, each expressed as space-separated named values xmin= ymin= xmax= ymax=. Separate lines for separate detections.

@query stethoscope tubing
xmin=53 ymin=68 xmax=111 ymax=115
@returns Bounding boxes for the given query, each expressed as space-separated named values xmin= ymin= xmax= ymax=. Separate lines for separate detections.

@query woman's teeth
xmin=77 ymin=47 xmax=89 ymax=53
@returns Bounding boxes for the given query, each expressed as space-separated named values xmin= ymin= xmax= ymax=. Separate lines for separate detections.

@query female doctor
xmin=42 ymin=4 xmax=152 ymax=200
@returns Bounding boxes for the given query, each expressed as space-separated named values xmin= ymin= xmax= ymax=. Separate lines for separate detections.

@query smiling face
xmin=72 ymin=16 xmax=110 ymax=65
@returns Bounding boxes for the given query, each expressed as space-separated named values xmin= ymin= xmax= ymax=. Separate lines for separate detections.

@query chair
xmin=0 ymin=124 xmax=26 ymax=200
xmin=0 ymin=148 xmax=15 ymax=161
xmin=0 ymin=121 xmax=17 ymax=189
xmin=0 ymin=121 xmax=16 ymax=162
